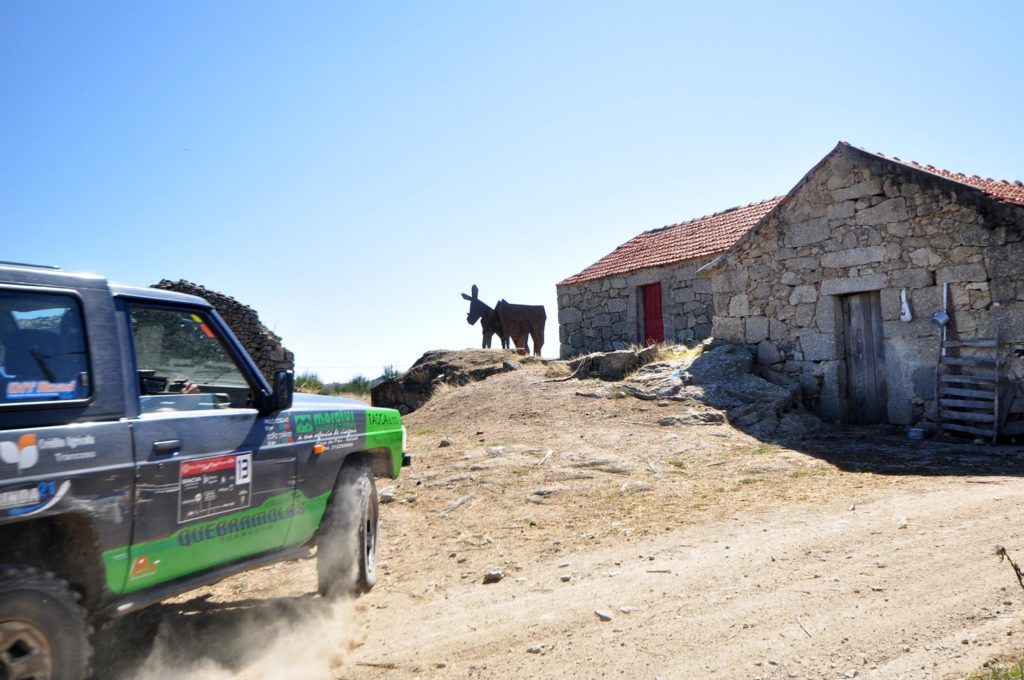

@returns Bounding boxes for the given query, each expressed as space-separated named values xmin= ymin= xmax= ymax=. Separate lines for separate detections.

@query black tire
xmin=317 ymin=461 xmax=379 ymax=599
xmin=0 ymin=565 xmax=91 ymax=680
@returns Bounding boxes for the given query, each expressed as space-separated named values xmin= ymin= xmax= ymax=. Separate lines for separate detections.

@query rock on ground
xmin=620 ymin=344 xmax=822 ymax=439
xmin=371 ymin=349 xmax=523 ymax=413
xmin=567 ymin=346 xmax=659 ymax=381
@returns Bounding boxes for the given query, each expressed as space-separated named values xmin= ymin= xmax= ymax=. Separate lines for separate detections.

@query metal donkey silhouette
xmin=461 ymin=285 xmax=546 ymax=357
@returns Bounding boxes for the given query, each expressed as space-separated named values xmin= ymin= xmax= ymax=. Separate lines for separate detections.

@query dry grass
xmin=654 ymin=342 xmax=704 ymax=364
xmin=428 ymin=381 xmax=460 ymax=401
xmin=543 ymin=362 xmax=573 ymax=379
xmin=966 ymin=662 xmax=1024 ymax=679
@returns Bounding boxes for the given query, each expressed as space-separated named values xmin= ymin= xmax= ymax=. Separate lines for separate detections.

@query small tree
xmin=295 ymin=371 xmax=324 ymax=394
xmin=346 ymin=375 xmax=371 ymax=394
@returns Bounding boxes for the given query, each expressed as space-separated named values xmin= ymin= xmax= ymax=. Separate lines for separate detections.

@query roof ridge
xmin=558 ymin=196 xmax=781 ymax=286
xmin=559 ymin=142 xmax=1023 ymax=289
xmin=850 ymin=143 xmax=1024 ymax=194
xmin=643 ymin=196 xmax=784 ymax=235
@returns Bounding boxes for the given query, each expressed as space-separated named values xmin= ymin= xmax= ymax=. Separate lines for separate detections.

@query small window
xmin=129 ymin=306 xmax=255 ymax=412
xmin=0 ymin=291 xmax=91 ymax=405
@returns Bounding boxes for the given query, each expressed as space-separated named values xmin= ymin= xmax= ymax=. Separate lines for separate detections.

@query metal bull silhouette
xmin=461 ymin=285 xmax=546 ymax=356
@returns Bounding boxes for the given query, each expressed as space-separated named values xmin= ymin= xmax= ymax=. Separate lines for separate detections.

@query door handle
xmin=152 ymin=439 xmax=181 ymax=455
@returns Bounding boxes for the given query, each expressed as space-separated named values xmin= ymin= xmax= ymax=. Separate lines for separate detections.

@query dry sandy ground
xmin=96 ymin=358 xmax=1024 ymax=679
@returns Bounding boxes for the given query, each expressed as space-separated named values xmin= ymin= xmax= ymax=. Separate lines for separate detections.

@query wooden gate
xmin=936 ymin=337 xmax=1001 ymax=443
xmin=842 ymin=291 xmax=887 ymax=424
xmin=641 ymin=283 xmax=664 ymax=345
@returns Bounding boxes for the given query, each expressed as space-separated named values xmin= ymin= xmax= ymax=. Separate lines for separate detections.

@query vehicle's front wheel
xmin=317 ymin=461 xmax=379 ymax=599
xmin=0 ymin=565 xmax=91 ymax=680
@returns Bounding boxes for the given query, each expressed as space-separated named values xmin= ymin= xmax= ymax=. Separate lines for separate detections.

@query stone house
xmin=703 ymin=142 xmax=1024 ymax=429
xmin=556 ymin=197 xmax=779 ymax=357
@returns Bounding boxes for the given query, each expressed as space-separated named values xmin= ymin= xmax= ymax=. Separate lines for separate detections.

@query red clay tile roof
xmin=558 ymin=197 xmax=781 ymax=286
xmin=856 ymin=145 xmax=1024 ymax=207
xmin=560 ymin=144 xmax=1023 ymax=288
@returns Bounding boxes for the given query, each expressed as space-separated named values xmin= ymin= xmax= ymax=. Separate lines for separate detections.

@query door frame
xmin=841 ymin=290 xmax=888 ymax=424
xmin=639 ymin=282 xmax=664 ymax=345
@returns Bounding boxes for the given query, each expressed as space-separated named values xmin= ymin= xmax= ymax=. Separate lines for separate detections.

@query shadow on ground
xmin=779 ymin=425 xmax=1024 ymax=477
xmin=623 ymin=343 xmax=1024 ymax=478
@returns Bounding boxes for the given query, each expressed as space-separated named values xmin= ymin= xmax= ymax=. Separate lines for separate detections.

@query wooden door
xmin=842 ymin=291 xmax=887 ymax=424
xmin=641 ymin=283 xmax=664 ymax=344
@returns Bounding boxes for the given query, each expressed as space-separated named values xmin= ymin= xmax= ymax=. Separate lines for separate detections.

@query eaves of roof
xmin=557 ymin=197 xmax=781 ymax=286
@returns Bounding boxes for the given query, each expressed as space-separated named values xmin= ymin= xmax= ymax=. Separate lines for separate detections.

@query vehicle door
xmin=0 ymin=287 xmax=135 ymax=580
xmin=123 ymin=303 xmax=298 ymax=592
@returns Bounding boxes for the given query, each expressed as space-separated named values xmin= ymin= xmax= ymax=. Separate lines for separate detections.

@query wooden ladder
xmin=935 ymin=337 xmax=1000 ymax=443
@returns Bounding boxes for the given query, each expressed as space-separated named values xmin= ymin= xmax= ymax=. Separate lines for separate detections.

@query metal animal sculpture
xmin=462 ymin=285 xmax=509 ymax=350
xmin=461 ymin=285 xmax=545 ymax=356
xmin=495 ymin=298 xmax=545 ymax=357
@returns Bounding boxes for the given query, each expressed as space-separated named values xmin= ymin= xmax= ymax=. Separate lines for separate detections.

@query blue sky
xmin=3 ymin=1 xmax=1023 ymax=381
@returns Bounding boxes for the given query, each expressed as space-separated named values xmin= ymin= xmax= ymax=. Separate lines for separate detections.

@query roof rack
xmin=0 ymin=261 xmax=62 ymax=270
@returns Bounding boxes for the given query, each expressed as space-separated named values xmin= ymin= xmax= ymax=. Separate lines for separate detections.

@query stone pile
xmin=152 ymin=279 xmax=294 ymax=381
xmin=618 ymin=344 xmax=822 ymax=439
xmin=565 ymin=345 xmax=659 ymax=381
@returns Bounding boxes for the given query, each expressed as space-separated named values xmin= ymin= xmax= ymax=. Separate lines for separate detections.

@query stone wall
xmin=557 ymin=258 xmax=713 ymax=358
xmin=152 ymin=280 xmax=295 ymax=381
xmin=709 ymin=145 xmax=1024 ymax=426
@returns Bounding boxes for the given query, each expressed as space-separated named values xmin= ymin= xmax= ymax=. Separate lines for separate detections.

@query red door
xmin=641 ymin=283 xmax=664 ymax=344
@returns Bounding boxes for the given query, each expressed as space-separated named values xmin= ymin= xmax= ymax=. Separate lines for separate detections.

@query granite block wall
xmin=557 ymin=259 xmax=713 ymax=357
xmin=709 ymin=146 xmax=1024 ymax=425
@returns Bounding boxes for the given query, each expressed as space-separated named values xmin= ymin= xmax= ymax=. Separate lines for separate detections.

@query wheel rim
xmin=0 ymin=621 xmax=53 ymax=680
xmin=364 ymin=509 xmax=377 ymax=575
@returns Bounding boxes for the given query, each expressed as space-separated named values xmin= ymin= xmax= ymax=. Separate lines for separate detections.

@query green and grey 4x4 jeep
xmin=0 ymin=262 xmax=410 ymax=680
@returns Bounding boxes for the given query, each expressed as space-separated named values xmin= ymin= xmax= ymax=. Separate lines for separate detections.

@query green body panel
xmin=102 ymin=489 xmax=330 ymax=594
xmin=100 ymin=406 xmax=404 ymax=596
xmin=364 ymin=408 xmax=404 ymax=477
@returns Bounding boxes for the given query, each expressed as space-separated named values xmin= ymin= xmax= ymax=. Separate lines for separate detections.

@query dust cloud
xmin=122 ymin=596 xmax=364 ymax=680
xmin=98 ymin=475 xmax=369 ymax=679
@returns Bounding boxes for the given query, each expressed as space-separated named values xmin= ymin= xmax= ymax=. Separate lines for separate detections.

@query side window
xmin=128 ymin=306 xmax=255 ymax=412
xmin=0 ymin=290 xmax=91 ymax=405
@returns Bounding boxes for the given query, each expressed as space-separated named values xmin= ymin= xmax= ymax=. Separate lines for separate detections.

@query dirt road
xmin=98 ymin=358 xmax=1024 ymax=679
xmin=357 ymin=478 xmax=1024 ymax=679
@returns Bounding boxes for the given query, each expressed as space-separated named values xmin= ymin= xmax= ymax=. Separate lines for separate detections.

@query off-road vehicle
xmin=0 ymin=263 xmax=410 ymax=679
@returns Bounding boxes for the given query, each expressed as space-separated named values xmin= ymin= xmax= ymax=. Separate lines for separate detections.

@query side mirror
xmin=261 ymin=370 xmax=293 ymax=414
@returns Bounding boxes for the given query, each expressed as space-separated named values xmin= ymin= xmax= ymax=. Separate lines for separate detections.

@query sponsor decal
xmin=263 ymin=415 xmax=295 ymax=445
xmin=177 ymin=501 xmax=307 ymax=547
xmin=329 ymin=436 xmax=362 ymax=450
xmin=1 ymin=433 xmax=98 ymax=472
xmin=130 ymin=555 xmax=159 ymax=579
xmin=367 ymin=410 xmax=401 ymax=428
xmin=5 ymin=379 xmax=79 ymax=400
xmin=0 ymin=434 xmax=39 ymax=472
xmin=178 ymin=453 xmax=252 ymax=523
xmin=294 ymin=411 xmax=355 ymax=436
xmin=0 ymin=480 xmax=70 ymax=517
xmin=236 ymin=453 xmax=251 ymax=484
xmin=52 ymin=450 xmax=97 ymax=463
xmin=294 ymin=411 xmax=359 ymax=451
xmin=37 ymin=434 xmax=98 ymax=463
xmin=101 ymin=490 xmax=331 ymax=594
xmin=294 ymin=411 xmax=360 ymax=452
xmin=187 ymin=313 xmax=216 ymax=338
